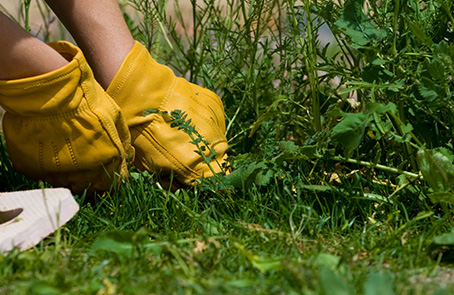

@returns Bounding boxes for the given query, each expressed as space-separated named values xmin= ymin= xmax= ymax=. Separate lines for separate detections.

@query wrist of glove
xmin=0 ymin=41 xmax=133 ymax=194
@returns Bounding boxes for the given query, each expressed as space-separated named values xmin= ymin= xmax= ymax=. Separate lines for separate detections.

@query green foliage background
xmin=3 ymin=0 xmax=454 ymax=294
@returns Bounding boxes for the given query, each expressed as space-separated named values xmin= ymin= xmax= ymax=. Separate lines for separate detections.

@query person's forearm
xmin=0 ymin=11 xmax=67 ymax=80
xmin=44 ymin=0 xmax=135 ymax=88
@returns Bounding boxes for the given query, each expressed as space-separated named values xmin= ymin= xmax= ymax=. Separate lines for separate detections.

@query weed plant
xmin=2 ymin=0 xmax=454 ymax=294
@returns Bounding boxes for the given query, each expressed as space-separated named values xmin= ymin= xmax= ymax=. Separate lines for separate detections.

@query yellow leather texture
xmin=0 ymin=41 xmax=133 ymax=194
xmin=107 ymin=41 xmax=228 ymax=184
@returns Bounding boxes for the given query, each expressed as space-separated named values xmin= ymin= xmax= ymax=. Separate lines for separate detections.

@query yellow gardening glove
xmin=106 ymin=41 xmax=228 ymax=184
xmin=0 ymin=41 xmax=133 ymax=194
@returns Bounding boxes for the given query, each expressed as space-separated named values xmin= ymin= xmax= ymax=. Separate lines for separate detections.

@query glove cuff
xmin=0 ymin=41 xmax=133 ymax=194
xmin=0 ymin=41 xmax=94 ymax=117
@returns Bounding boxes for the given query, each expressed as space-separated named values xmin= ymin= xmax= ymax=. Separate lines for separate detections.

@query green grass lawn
xmin=2 ymin=0 xmax=454 ymax=294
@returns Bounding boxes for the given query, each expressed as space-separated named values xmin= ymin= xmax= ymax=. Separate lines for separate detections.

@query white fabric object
xmin=0 ymin=188 xmax=79 ymax=252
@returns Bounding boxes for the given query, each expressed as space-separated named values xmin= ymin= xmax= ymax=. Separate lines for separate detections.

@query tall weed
xmin=124 ymin=0 xmax=454 ymax=212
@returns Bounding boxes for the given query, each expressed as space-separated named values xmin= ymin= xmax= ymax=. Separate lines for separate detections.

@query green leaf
xmin=31 ymin=283 xmax=64 ymax=295
xmin=314 ymin=253 xmax=341 ymax=270
xmin=255 ymin=169 xmax=274 ymax=186
xmin=226 ymin=163 xmax=258 ymax=187
xmin=235 ymin=243 xmax=283 ymax=273
xmin=401 ymin=123 xmax=413 ymax=134
xmin=365 ymin=102 xmax=396 ymax=115
xmin=331 ymin=112 xmax=372 ymax=158
xmin=330 ymin=102 xmax=396 ymax=157
xmin=300 ymin=145 xmax=318 ymax=159
xmin=363 ymin=272 xmax=395 ymax=295
xmin=361 ymin=193 xmax=392 ymax=203
xmin=393 ymin=123 xmax=414 ymax=143
xmin=300 ymin=185 xmax=333 ymax=192
xmin=91 ymin=231 xmax=136 ymax=257
xmin=433 ymin=231 xmax=454 ymax=245
xmin=91 ymin=229 xmax=161 ymax=257
xmin=372 ymin=57 xmax=387 ymax=66
xmin=417 ymin=148 xmax=454 ymax=193
xmin=424 ymin=59 xmax=445 ymax=81
xmin=428 ymin=192 xmax=454 ymax=204
xmin=361 ymin=65 xmax=393 ymax=84
xmin=279 ymin=141 xmax=299 ymax=154
xmin=335 ymin=0 xmax=385 ymax=48
xmin=226 ymin=162 xmax=273 ymax=187
xmin=414 ymin=211 xmax=434 ymax=221
xmin=226 ymin=280 xmax=255 ymax=288
xmin=407 ymin=20 xmax=433 ymax=47
xmin=320 ymin=268 xmax=352 ymax=295
xmin=418 ymin=85 xmax=439 ymax=101
xmin=273 ymin=141 xmax=313 ymax=164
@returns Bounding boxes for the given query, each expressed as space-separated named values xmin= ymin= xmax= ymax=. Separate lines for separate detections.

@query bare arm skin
xmin=0 ymin=11 xmax=68 ymax=80
xmin=44 ymin=0 xmax=135 ymax=89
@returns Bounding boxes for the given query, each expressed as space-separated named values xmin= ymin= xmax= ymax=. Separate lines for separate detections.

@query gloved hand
xmin=106 ymin=41 xmax=228 ymax=184
xmin=0 ymin=41 xmax=133 ymax=194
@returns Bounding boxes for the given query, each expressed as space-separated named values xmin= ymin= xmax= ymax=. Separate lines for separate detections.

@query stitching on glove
xmin=206 ymin=104 xmax=221 ymax=127
xmin=191 ymin=83 xmax=225 ymax=111
xmin=39 ymin=142 xmax=44 ymax=171
xmin=22 ymin=67 xmax=78 ymax=90
xmin=109 ymin=49 xmax=140 ymax=99
xmin=139 ymin=153 xmax=154 ymax=173
xmin=51 ymin=141 xmax=61 ymax=169
xmin=160 ymin=76 xmax=178 ymax=111
xmin=20 ymin=104 xmax=91 ymax=121
xmin=186 ymin=99 xmax=227 ymax=145
xmin=187 ymin=104 xmax=224 ymax=142
xmin=103 ymin=93 xmax=120 ymax=118
xmin=65 ymin=139 xmax=79 ymax=168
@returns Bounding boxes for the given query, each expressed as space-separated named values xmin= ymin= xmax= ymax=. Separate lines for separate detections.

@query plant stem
xmin=301 ymin=0 xmax=321 ymax=132
xmin=332 ymin=156 xmax=422 ymax=180
xmin=23 ymin=0 xmax=32 ymax=32
xmin=391 ymin=0 xmax=400 ymax=56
